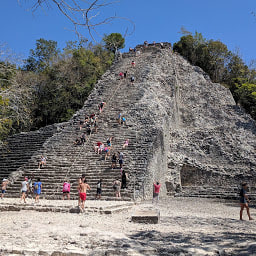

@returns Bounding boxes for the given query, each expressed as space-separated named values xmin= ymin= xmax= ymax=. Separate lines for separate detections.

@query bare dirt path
xmin=0 ymin=197 xmax=256 ymax=255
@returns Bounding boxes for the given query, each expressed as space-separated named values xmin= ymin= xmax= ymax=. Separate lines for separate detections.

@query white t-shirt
xmin=21 ymin=181 xmax=28 ymax=192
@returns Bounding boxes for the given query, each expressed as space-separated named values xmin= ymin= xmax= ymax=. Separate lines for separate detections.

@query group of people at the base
xmin=0 ymin=176 xmax=254 ymax=220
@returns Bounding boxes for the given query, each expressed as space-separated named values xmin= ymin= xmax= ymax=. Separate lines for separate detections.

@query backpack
xmin=239 ymin=188 xmax=244 ymax=197
xmin=63 ymin=182 xmax=70 ymax=192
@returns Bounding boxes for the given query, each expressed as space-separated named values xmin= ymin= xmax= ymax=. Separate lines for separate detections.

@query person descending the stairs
xmin=79 ymin=179 xmax=91 ymax=212
xmin=95 ymin=179 xmax=102 ymax=200
xmin=118 ymin=152 xmax=124 ymax=169
xmin=98 ymin=101 xmax=105 ymax=113
xmin=38 ymin=155 xmax=46 ymax=169
xmin=20 ymin=177 xmax=29 ymax=203
xmin=34 ymin=178 xmax=42 ymax=203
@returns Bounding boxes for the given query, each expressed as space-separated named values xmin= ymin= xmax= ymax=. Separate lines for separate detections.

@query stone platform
xmin=131 ymin=209 xmax=160 ymax=224
xmin=0 ymin=198 xmax=134 ymax=215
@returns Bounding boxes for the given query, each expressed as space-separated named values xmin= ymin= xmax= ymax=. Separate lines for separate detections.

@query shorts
xmin=80 ymin=193 xmax=87 ymax=201
xmin=1 ymin=190 xmax=6 ymax=194
xmin=63 ymin=191 xmax=70 ymax=194
xmin=34 ymin=191 xmax=41 ymax=195
xmin=112 ymin=160 xmax=117 ymax=163
xmin=119 ymin=160 xmax=123 ymax=165
xmin=153 ymin=193 xmax=159 ymax=198
xmin=22 ymin=190 xmax=27 ymax=193
xmin=97 ymin=188 xmax=102 ymax=195
xmin=240 ymin=197 xmax=247 ymax=204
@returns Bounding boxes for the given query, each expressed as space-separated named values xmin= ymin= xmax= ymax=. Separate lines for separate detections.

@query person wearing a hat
xmin=20 ymin=177 xmax=29 ymax=203
xmin=1 ymin=178 xmax=9 ymax=199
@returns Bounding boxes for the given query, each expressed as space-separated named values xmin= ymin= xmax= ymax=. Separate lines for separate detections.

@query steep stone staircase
xmin=2 ymin=45 xmax=167 ymax=200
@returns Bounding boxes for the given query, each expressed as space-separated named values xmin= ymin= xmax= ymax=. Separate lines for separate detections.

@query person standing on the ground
xmin=78 ymin=174 xmax=86 ymax=206
xmin=113 ymin=179 xmax=121 ymax=198
xmin=27 ymin=174 xmax=34 ymax=199
xmin=20 ymin=177 xmax=29 ymax=203
xmin=79 ymin=179 xmax=91 ymax=212
xmin=240 ymin=182 xmax=253 ymax=220
xmin=1 ymin=178 xmax=9 ymax=199
xmin=34 ymin=178 xmax=42 ymax=203
xmin=152 ymin=181 xmax=161 ymax=204
xmin=62 ymin=180 xmax=71 ymax=200
xmin=95 ymin=179 xmax=102 ymax=200
xmin=118 ymin=152 xmax=124 ymax=169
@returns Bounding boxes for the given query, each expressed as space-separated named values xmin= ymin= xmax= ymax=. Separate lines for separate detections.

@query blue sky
xmin=0 ymin=0 xmax=256 ymax=64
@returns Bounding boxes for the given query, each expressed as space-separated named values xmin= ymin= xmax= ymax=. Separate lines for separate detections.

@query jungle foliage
xmin=0 ymin=36 xmax=116 ymax=142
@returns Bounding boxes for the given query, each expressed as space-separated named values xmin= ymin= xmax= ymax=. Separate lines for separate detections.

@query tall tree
xmin=103 ymin=33 xmax=125 ymax=54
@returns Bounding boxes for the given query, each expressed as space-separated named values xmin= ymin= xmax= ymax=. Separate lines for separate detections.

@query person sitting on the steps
xmin=80 ymin=133 xmax=86 ymax=145
xmin=130 ymin=76 xmax=135 ymax=84
xmin=131 ymin=60 xmax=135 ymax=67
xmin=123 ymin=139 xmax=129 ymax=149
xmin=38 ymin=155 xmax=46 ymax=169
xmin=74 ymin=137 xmax=82 ymax=146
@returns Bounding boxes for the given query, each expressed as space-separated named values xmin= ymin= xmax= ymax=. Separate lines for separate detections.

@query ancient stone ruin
xmin=1 ymin=43 xmax=256 ymax=200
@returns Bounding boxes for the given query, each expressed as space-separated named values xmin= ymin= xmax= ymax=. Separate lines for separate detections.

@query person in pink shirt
xmin=152 ymin=181 xmax=161 ymax=204
xmin=62 ymin=180 xmax=71 ymax=200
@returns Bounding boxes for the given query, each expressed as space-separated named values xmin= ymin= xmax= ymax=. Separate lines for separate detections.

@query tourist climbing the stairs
xmin=104 ymin=146 xmax=111 ymax=161
xmin=34 ymin=178 xmax=42 ymax=203
xmin=131 ymin=60 xmax=135 ymax=67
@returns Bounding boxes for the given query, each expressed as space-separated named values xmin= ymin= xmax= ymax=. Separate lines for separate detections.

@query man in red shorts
xmin=79 ymin=179 xmax=91 ymax=212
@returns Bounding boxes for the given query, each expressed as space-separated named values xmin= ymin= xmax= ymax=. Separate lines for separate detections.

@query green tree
xmin=25 ymin=38 xmax=60 ymax=72
xmin=103 ymin=33 xmax=125 ymax=54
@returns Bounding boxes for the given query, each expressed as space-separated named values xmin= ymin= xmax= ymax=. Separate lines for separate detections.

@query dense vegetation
xmin=173 ymin=32 xmax=256 ymax=119
xmin=0 ymin=33 xmax=126 ymax=142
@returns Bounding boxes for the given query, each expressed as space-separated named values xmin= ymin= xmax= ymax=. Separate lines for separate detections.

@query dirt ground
xmin=0 ymin=197 xmax=256 ymax=256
